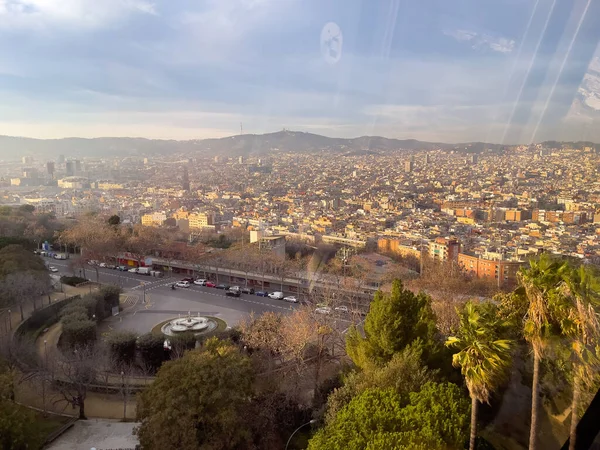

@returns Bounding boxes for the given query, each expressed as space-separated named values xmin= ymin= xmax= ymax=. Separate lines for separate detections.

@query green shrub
xmin=60 ymin=276 xmax=88 ymax=286
xmin=61 ymin=312 xmax=89 ymax=325
xmin=95 ymin=285 xmax=122 ymax=320
xmin=78 ymin=295 xmax=100 ymax=319
xmin=62 ymin=319 xmax=97 ymax=348
xmin=137 ymin=333 xmax=168 ymax=373
xmin=60 ymin=304 xmax=89 ymax=319
xmin=107 ymin=331 xmax=138 ymax=367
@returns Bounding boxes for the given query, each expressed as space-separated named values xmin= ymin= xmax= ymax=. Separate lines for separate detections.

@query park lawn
xmin=34 ymin=409 xmax=73 ymax=437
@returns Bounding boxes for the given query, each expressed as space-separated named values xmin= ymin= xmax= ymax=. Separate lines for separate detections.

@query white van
xmin=268 ymin=291 xmax=284 ymax=300
xmin=138 ymin=267 xmax=151 ymax=275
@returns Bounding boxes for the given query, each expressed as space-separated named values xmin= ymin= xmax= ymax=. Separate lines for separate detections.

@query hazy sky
xmin=0 ymin=0 xmax=599 ymax=143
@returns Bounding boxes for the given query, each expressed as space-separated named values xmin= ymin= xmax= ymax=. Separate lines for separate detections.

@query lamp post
xmin=285 ymin=420 xmax=316 ymax=450
xmin=7 ymin=309 xmax=11 ymax=331
xmin=121 ymin=371 xmax=127 ymax=420
xmin=42 ymin=339 xmax=48 ymax=416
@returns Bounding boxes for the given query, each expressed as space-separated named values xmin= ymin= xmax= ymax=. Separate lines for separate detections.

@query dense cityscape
xmin=6 ymin=135 xmax=600 ymax=288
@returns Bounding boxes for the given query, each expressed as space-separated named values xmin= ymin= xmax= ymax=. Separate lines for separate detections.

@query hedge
xmin=61 ymin=319 xmax=97 ymax=349
xmin=15 ymin=295 xmax=81 ymax=340
xmin=170 ymin=333 xmax=197 ymax=354
xmin=60 ymin=276 xmax=88 ymax=286
xmin=137 ymin=333 xmax=169 ymax=373
xmin=106 ymin=331 xmax=138 ymax=368
xmin=95 ymin=285 xmax=121 ymax=320
xmin=60 ymin=311 xmax=89 ymax=325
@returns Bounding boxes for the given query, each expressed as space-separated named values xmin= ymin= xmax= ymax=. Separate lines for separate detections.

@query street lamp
xmin=42 ymin=339 xmax=48 ymax=416
xmin=7 ymin=309 xmax=11 ymax=331
xmin=121 ymin=371 xmax=127 ymax=420
xmin=285 ymin=420 xmax=316 ymax=450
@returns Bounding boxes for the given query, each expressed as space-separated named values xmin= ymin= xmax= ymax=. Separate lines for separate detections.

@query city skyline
xmin=0 ymin=0 xmax=599 ymax=143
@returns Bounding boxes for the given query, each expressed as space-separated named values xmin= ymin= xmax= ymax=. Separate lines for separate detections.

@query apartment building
xmin=141 ymin=212 xmax=167 ymax=226
xmin=458 ymin=252 xmax=526 ymax=287
xmin=428 ymin=237 xmax=461 ymax=262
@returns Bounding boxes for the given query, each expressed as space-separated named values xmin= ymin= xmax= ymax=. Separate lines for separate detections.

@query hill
xmin=2 ymin=130 xmax=592 ymax=160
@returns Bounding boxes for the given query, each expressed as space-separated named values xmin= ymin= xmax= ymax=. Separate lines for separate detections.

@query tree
xmin=517 ymin=255 xmax=567 ymax=450
xmin=136 ymin=338 xmax=255 ymax=450
xmin=324 ymin=341 xmax=436 ymax=424
xmin=125 ymin=225 xmax=163 ymax=269
xmin=309 ymin=383 xmax=470 ymax=450
xmin=446 ymin=302 xmax=513 ymax=450
xmin=3 ymin=272 xmax=50 ymax=319
xmin=0 ymin=369 xmax=45 ymax=450
xmin=558 ymin=265 xmax=600 ymax=450
xmin=61 ymin=218 xmax=123 ymax=281
xmin=51 ymin=344 xmax=100 ymax=419
xmin=108 ymin=215 xmax=121 ymax=226
xmin=346 ymin=279 xmax=439 ymax=369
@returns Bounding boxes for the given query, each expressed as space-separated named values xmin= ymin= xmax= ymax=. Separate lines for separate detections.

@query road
xmin=48 ymin=260 xmax=159 ymax=290
xmin=47 ymin=258 xmax=354 ymax=334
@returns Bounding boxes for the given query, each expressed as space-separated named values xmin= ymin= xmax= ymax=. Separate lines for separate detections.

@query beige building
xmin=188 ymin=212 xmax=215 ymax=229
xmin=141 ymin=212 xmax=167 ymax=227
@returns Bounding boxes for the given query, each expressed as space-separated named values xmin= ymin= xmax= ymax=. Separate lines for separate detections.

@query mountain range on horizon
xmin=1 ymin=130 xmax=598 ymax=160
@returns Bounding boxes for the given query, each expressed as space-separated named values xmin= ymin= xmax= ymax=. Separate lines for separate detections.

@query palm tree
xmin=446 ymin=301 xmax=513 ymax=450
xmin=517 ymin=254 xmax=567 ymax=450
xmin=559 ymin=265 xmax=600 ymax=450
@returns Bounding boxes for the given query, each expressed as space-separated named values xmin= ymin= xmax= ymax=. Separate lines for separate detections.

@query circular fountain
xmin=160 ymin=313 xmax=217 ymax=336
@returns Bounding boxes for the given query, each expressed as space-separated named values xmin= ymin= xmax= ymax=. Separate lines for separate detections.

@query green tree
xmin=558 ymin=265 xmax=600 ymax=450
xmin=517 ymin=255 xmax=567 ymax=450
xmin=346 ymin=279 xmax=438 ymax=369
xmin=309 ymin=383 xmax=470 ymax=450
xmin=136 ymin=338 xmax=255 ymax=450
xmin=446 ymin=302 xmax=513 ymax=450
xmin=108 ymin=215 xmax=121 ymax=226
xmin=325 ymin=341 xmax=436 ymax=423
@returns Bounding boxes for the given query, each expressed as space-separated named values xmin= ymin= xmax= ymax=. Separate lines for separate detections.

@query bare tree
xmin=3 ymin=272 xmax=49 ymax=320
xmin=61 ymin=219 xmax=123 ymax=282
xmin=0 ymin=337 xmax=39 ymax=401
xmin=49 ymin=344 xmax=100 ymax=419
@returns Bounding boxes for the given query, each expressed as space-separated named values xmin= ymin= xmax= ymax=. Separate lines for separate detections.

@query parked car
xmin=335 ymin=305 xmax=349 ymax=313
xmin=229 ymin=285 xmax=241 ymax=292
xmin=87 ymin=260 xmax=98 ymax=266
xmin=193 ymin=279 xmax=207 ymax=286
xmin=283 ymin=295 xmax=298 ymax=303
xmin=138 ymin=267 xmax=152 ymax=275
xmin=268 ymin=291 xmax=284 ymax=300
xmin=315 ymin=306 xmax=332 ymax=315
xmin=106 ymin=264 xmax=116 ymax=269
xmin=225 ymin=289 xmax=241 ymax=297
xmin=255 ymin=291 xmax=269 ymax=297
xmin=48 ymin=266 xmax=58 ymax=272
xmin=215 ymin=284 xmax=230 ymax=290
xmin=116 ymin=265 xmax=128 ymax=271
xmin=99 ymin=262 xmax=107 ymax=268
xmin=175 ymin=280 xmax=190 ymax=288
xmin=128 ymin=267 xmax=138 ymax=273
xmin=181 ymin=277 xmax=195 ymax=283
xmin=241 ymin=287 xmax=255 ymax=294
xmin=205 ymin=281 xmax=216 ymax=288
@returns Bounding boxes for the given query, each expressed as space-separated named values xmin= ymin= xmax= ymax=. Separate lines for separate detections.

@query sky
xmin=0 ymin=0 xmax=599 ymax=144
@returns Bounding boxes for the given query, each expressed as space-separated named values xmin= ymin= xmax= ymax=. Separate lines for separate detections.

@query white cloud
xmin=0 ymin=0 xmax=156 ymax=29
